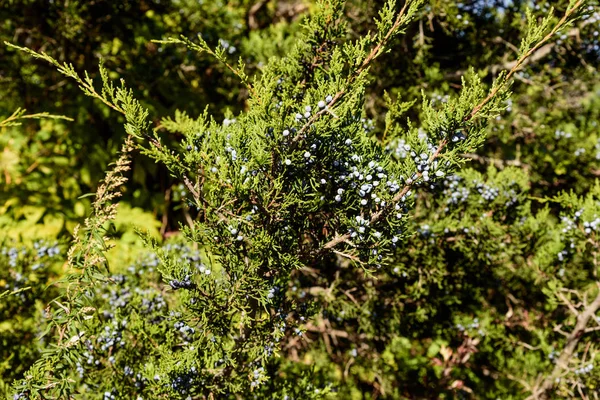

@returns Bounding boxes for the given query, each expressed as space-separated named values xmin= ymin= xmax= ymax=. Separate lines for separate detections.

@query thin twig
xmin=530 ymin=289 xmax=600 ymax=400
xmin=317 ymin=2 xmax=584 ymax=258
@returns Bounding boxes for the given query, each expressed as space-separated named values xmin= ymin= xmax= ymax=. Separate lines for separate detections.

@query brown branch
xmin=316 ymin=1 xmax=584 ymax=259
xmin=160 ymin=187 xmax=172 ymax=238
xmin=556 ymin=291 xmax=580 ymax=317
xmin=248 ymin=0 xmax=268 ymax=30
xmin=469 ymin=1 xmax=584 ymax=119
xmin=530 ymin=288 xmax=600 ymax=400
xmin=290 ymin=0 xmax=413 ymax=145
xmin=446 ymin=14 xmax=597 ymax=82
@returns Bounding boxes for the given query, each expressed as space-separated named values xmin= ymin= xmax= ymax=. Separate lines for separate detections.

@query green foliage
xmin=2 ymin=0 xmax=600 ymax=399
xmin=0 ymin=239 xmax=62 ymax=394
xmin=0 ymin=0 xmax=296 ymax=242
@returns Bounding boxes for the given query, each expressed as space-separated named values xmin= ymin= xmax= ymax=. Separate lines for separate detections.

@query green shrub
xmin=2 ymin=0 xmax=600 ymax=399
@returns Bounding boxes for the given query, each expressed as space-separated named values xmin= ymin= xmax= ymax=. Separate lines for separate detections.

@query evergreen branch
xmin=291 ymin=0 xmax=423 ymax=145
xmin=446 ymin=20 xmax=593 ymax=81
xmin=18 ymin=136 xmax=136 ymax=396
xmin=153 ymin=36 xmax=262 ymax=104
xmin=4 ymin=1 xmax=598 ymax=397
xmin=0 ymin=107 xmax=73 ymax=128
xmin=5 ymin=42 xmax=125 ymax=114
xmin=357 ymin=0 xmax=418 ymax=74
xmin=318 ymin=0 xmax=586 ymax=257
xmin=0 ymin=286 xmax=31 ymax=299
xmin=4 ymin=42 xmax=150 ymax=140
xmin=468 ymin=0 xmax=584 ymax=120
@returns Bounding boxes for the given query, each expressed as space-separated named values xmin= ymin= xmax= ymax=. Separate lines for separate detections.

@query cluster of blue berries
xmin=457 ymin=0 xmax=513 ymax=19
xmin=554 ymin=129 xmax=573 ymax=140
xmin=3 ymin=240 xmax=59 ymax=268
xmin=580 ymin=8 xmax=600 ymax=60
xmin=387 ymin=129 xmax=454 ymax=192
xmin=170 ymin=275 xmax=194 ymax=289
xmin=97 ymin=322 xmax=126 ymax=352
xmin=450 ymin=130 xmax=467 ymax=143
xmin=250 ymin=367 xmax=266 ymax=389
xmin=557 ymin=245 xmax=574 ymax=263
xmin=440 ymin=174 xmax=520 ymax=212
xmin=294 ymin=105 xmax=315 ymax=122
xmin=223 ymin=117 xmax=237 ymax=127
xmin=417 ymin=224 xmax=433 ymax=238
xmin=557 ymin=210 xmax=588 ymax=262
xmin=267 ymin=285 xmax=281 ymax=302
xmin=5 ymin=246 xmax=20 ymax=268
xmin=476 ymin=183 xmax=500 ymax=202
xmin=160 ymin=243 xmax=214 ymax=290
xmin=169 ymin=366 xmax=200 ymax=395
xmin=442 ymin=175 xmax=470 ymax=209
xmin=334 ymin=157 xmax=394 ymax=209
xmin=455 ymin=318 xmax=485 ymax=336
xmin=2 ymin=241 xmax=62 ymax=303
xmin=102 ymin=390 xmax=117 ymax=400
xmin=408 ymin=144 xmax=445 ymax=186
xmin=227 ymin=224 xmax=244 ymax=242
xmin=139 ymin=289 xmax=167 ymax=317
xmin=388 ymin=138 xmax=410 ymax=159
xmin=33 ymin=240 xmax=60 ymax=258
xmin=174 ymin=321 xmax=196 ymax=343
xmin=561 ymin=208 xmax=600 ymax=237
xmin=218 ymin=38 xmax=237 ymax=54
xmin=574 ymin=364 xmax=595 ymax=375
xmin=583 ymin=217 xmax=600 ymax=235
xmin=278 ymin=96 xmax=334 ymax=163
xmin=101 ymin=281 xmax=132 ymax=317
xmin=430 ymin=93 xmax=450 ymax=106
xmin=361 ymin=118 xmax=374 ymax=133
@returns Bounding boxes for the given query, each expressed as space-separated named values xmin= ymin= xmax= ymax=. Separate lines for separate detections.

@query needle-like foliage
xmin=3 ymin=0 xmax=599 ymax=399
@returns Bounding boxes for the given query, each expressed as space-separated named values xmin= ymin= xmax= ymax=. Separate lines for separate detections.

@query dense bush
xmin=2 ymin=0 xmax=600 ymax=398
xmin=0 ymin=0 xmax=299 ymax=239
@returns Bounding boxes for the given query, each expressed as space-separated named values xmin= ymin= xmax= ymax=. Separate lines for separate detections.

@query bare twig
xmin=529 ymin=289 xmax=600 ymax=400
